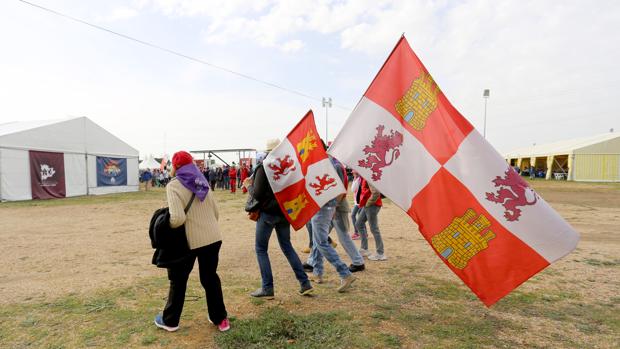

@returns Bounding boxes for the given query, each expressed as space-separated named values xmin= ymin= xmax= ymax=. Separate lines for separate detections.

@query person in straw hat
xmin=248 ymin=139 xmax=314 ymax=299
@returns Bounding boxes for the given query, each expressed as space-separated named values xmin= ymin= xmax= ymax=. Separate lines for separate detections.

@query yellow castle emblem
xmin=395 ymin=72 xmax=439 ymax=131
xmin=297 ymin=130 xmax=318 ymax=163
xmin=283 ymin=193 xmax=309 ymax=221
xmin=431 ymin=209 xmax=495 ymax=269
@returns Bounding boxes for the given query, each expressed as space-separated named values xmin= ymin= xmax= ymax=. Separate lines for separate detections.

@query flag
xmin=96 ymin=156 xmax=128 ymax=186
xmin=160 ymin=154 xmax=169 ymax=170
xmin=29 ymin=150 xmax=66 ymax=199
xmin=328 ymin=36 xmax=579 ymax=306
xmin=264 ymin=110 xmax=346 ymax=230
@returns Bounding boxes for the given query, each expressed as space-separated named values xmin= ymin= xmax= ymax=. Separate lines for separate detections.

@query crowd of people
xmin=139 ymin=168 xmax=171 ymax=189
xmin=201 ymin=163 xmax=252 ymax=194
xmin=151 ymin=141 xmax=386 ymax=334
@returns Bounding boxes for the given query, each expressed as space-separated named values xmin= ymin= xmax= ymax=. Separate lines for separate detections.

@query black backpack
xmin=148 ymin=194 xmax=195 ymax=268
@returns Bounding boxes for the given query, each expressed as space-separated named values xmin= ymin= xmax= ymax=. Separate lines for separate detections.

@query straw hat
xmin=265 ymin=138 xmax=280 ymax=152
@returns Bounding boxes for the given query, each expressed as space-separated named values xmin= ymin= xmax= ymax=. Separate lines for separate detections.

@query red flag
xmin=264 ymin=111 xmax=345 ymax=230
xmin=328 ymin=36 xmax=579 ymax=306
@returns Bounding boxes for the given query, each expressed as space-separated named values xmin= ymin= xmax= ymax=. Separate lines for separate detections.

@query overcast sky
xmin=1 ymin=0 xmax=618 ymax=162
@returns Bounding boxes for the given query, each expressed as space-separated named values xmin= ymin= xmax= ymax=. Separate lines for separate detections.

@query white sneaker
xmin=359 ymin=248 xmax=370 ymax=257
xmin=368 ymin=253 xmax=387 ymax=261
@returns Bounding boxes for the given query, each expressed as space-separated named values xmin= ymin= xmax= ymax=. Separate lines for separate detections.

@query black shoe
xmin=303 ymin=263 xmax=314 ymax=272
xmin=299 ymin=283 xmax=314 ymax=296
xmin=349 ymin=264 xmax=365 ymax=273
xmin=250 ymin=288 xmax=274 ymax=299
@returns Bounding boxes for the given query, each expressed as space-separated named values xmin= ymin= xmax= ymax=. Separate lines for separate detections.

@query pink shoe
xmin=351 ymin=232 xmax=360 ymax=240
xmin=218 ymin=318 xmax=230 ymax=332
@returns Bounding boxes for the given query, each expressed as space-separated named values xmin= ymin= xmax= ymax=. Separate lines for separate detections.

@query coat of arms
xmin=308 ymin=174 xmax=337 ymax=195
xmin=268 ymin=155 xmax=296 ymax=181
xmin=358 ymin=125 xmax=404 ymax=181
xmin=485 ymin=168 xmax=538 ymax=221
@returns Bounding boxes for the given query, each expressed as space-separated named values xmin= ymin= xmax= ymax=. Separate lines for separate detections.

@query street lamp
xmin=322 ymin=97 xmax=332 ymax=141
xmin=483 ymin=89 xmax=490 ymax=139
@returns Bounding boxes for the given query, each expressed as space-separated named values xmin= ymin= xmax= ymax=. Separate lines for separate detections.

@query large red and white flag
xmin=264 ymin=111 xmax=346 ymax=230
xmin=328 ymin=36 xmax=579 ymax=306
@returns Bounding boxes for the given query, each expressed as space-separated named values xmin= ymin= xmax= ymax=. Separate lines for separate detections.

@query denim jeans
xmin=351 ymin=204 xmax=360 ymax=233
xmin=331 ymin=200 xmax=364 ymax=266
xmin=255 ymin=212 xmax=310 ymax=291
xmin=309 ymin=199 xmax=352 ymax=278
xmin=355 ymin=205 xmax=384 ymax=255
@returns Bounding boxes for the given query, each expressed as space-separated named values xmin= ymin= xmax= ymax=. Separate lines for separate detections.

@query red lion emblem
xmin=268 ymin=155 xmax=296 ymax=181
xmin=485 ymin=168 xmax=538 ymax=221
xmin=309 ymin=174 xmax=337 ymax=195
xmin=358 ymin=125 xmax=404 ymax=181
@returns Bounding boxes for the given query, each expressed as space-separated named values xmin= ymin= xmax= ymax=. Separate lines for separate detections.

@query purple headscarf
xmin=175 ymin=164 xmax=210 ymax=201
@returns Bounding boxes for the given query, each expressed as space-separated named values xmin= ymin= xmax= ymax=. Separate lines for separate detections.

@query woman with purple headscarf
xmin=153 ymin=151 xmax=230 ymax=333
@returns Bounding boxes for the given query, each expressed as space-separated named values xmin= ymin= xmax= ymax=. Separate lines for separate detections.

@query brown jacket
xmin=166 ymin=178 xmax=222 ymax=250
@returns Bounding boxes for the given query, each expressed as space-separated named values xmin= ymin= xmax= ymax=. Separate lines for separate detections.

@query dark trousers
xmin=163 ymin=241 xmax=227 ymax=326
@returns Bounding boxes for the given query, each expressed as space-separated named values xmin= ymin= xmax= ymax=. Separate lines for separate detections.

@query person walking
xmin=142 ymin=169 xmax=153 ymax=191
xmin=350 ymin=171 xmax=362 ymax=240
xmin=228 ymin=164 xmax=237 ymax=193
xmin=249 ymin=139 xmax=313 ymax=299
xmin=306 ymin=145 xmax=356 ymax=292
xmin=355 ymin=178 xmax=386 ymax=261
xmin=154 ymin=151 xmax=230 ymax=333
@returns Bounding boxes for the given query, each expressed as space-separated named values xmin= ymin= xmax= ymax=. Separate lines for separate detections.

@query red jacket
xmin=358 ymin=179 xmax=382 ymax=207
xmin=228 ymin=168 xmax=237 ymax=179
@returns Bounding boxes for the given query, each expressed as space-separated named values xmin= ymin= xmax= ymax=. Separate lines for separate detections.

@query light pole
xmin=322 ymin=97 xmax=332 ymax=141
xmin=483 ymin=89 xmax=490 ymax=139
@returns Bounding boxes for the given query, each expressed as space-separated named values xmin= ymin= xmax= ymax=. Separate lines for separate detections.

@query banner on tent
xmin=29 ymin=150 xmax=66 ymax=199
xmin=96 ymin=157 xmax=127 ymax=186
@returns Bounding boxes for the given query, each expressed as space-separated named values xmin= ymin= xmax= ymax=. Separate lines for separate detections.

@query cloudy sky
xmin=1 ymin=0 xmax=618 ymax=161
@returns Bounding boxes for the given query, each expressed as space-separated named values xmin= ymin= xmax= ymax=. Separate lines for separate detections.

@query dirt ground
xmin=0 ymin=180 xmax=619 ymax=347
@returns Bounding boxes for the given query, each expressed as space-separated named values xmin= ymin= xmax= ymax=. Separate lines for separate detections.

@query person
xmin=142 ymin=169 xmax=153 ymax=191
xmin=223 ymin=165 xmax=230 ymax=190
xmin=355 ymin=178 xmax=387 ymax=261
xmin=240 ymin=164 xmax=249 ymax=194
xmin=154 ymin=151 xmax=230 ymax=333
xmin=249 ymin=139 xmax=313 ymax=299
xmin=529 ymin=165 xmax=535 ymax=180
xmin=350 ymin=171 xmax=362 ymax=240
xmin=228 ymin=164 xmax=237 ymax=193
xmin=330 ymin=161 xmax=365 ymax=272
xmin=216 ymin=167 xmax=223 ymax=189
xmin=209 ymin=167 xmax=216 ymax=190
xmin=236 ymin=167 xmax=242 ymax=189
xmin=306 ymin=142 xmax=357 ymax=292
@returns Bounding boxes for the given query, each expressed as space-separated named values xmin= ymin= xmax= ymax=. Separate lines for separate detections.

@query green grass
xmin=0 ymin=188 xmax=165 ymax=208
xmin=215 ymin=307 xmax=359 ymax=349
xmin=583 ymin=258 xmax=620 ymax=267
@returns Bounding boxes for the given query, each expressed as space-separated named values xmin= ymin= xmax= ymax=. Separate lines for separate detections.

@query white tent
xmin=139 ymin=155 xmax=161 ymax=170
xmin=504 ymin=132 xmax=620 ymax=182
xmin=0 ymin=117 xmax=139 ymax=201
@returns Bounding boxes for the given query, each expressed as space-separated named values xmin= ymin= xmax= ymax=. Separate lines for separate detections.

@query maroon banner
xmin=29 ymin=151 xmax=66 ymax=199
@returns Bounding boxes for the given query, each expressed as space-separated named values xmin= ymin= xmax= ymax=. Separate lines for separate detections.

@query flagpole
xmin=322 ymin=97 xmax=332 ymax=141
xmin=483 ymin=89 xmax=490 ymax=138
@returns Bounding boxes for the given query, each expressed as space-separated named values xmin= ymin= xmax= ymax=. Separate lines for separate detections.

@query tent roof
xmin=0 ymin=119 xmax=64 ymax=137
xmin=504 ymin=132 xmax=620 ymax=158
xmin=139 ymin=156 xmax=161 ymax=170
xmin=0 ymin=117 xmax=138 ymax=157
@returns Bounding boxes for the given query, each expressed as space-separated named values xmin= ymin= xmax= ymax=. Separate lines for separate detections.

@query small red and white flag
xmin=264 ymin=111 xmax=345 ymax=230
xmin=328 ymin=36 xmax=579 ymax=306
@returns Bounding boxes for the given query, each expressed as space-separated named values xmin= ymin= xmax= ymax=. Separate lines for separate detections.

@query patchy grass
xmin=583 ymin=258 xmax=620 ymax=267
xmin=215 ymin=307 xmax=360 ymax=349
